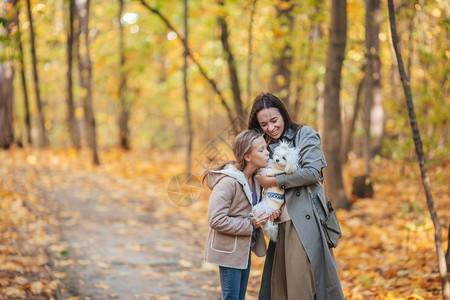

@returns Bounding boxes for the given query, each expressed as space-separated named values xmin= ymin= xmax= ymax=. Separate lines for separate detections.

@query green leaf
xmin=0 ymin=17 xmax=9 ymax=28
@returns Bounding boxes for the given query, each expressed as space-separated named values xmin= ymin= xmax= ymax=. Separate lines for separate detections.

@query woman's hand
xmin=256 ymin=171 xmax=278 ymax=188
xmin=269 ymin=209 xmax=281 ymax=222
xmin=251 ymin=211 xmax=270 ymax=228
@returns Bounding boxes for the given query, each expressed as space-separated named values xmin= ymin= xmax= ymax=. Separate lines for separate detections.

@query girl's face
xmin=245 ymin=136 xmax=269 ymax=168
xmin=256 ymin=108 xmax=285 ymax=140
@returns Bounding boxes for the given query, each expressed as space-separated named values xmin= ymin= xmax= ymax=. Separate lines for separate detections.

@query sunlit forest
xmin=0 ymin=0 xmax=449 ymax=299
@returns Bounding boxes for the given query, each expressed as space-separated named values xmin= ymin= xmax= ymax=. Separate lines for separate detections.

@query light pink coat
xmin=204 ymin=164 xmax=266 ymax=269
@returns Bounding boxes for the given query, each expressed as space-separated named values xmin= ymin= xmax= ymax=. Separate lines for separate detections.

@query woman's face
xmin=245 ymin=136 xmax=269 ymax=168
xmin=256 ymin=108 xmax=285 ymax=140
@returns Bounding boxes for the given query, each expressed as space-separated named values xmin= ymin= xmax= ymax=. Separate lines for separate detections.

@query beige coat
xmin=204 ymin=164 xmax=266 ymax=269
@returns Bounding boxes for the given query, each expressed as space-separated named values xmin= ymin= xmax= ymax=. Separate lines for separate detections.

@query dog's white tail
xmin=264 ymin=221 xmax=279 ymax=242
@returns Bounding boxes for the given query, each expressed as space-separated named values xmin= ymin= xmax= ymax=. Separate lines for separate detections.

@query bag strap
xmin=308 ymin=186 xmax=335 ymax=220
xmin=307 ymin=186 xmax=325 ymax=224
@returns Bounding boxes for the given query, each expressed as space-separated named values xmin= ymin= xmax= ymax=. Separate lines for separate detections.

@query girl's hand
xmin=269 ymin=209 xmax=281 ymax=222
xmin=256 ymin=171 xmax=277 ymax=188
xmin=251 ymin=211 xmax=270 ymax=228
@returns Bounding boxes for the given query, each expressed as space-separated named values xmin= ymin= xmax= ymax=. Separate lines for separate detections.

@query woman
xmin=203 ymin=129 xmax=278 ymax=300
xmin=248 ymin=93 xmax=344 ymax=300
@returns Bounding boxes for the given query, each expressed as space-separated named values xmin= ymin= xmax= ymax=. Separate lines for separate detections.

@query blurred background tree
xmin=0 ymin=0 xmax=448 ymax=182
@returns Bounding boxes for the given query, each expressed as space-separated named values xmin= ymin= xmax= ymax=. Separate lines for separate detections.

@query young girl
xmin=203 ymin=129 xmax=277 ymax=300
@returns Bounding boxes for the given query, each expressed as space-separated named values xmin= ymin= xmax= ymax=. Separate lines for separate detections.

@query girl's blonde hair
xmin=231 ymin=129 xmax=263 ymax=171
xmin=201 ymin=129 xmax=263 ymax=182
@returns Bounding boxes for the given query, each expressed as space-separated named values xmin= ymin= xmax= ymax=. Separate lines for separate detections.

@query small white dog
xmin=253 ymin=141 xmax=300 ymax=242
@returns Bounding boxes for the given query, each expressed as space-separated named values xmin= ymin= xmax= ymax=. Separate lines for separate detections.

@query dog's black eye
xmin=283 ymin=156 xmax=286 ymax=160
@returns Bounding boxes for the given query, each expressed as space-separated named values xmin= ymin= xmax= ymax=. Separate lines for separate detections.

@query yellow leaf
xmin=277 ymin=1 xmax=292 ymax=10
xmin=407 ymin=294 xmax=426 ymax=300
xmin=31 ymin=281 xmax=43 ymax=294
xmin=26 ymin=155 xmax=37 ymax=165
xmin=94 ymin=283 xmax=110 ymax=290
xmin=75 ymin=107 xmax=84 ymax=120
xmin=53 ymin=272 xmax=66 ymax=279
xmin=4 ymin=287 xmax=25 ymax=298
xmin=45 ymin=280 xmax=59 ymax=292
xmin=14 ymin=276 xmax=28 ymax=285
xmin=178 ymin=259 xmax=193 ymax=268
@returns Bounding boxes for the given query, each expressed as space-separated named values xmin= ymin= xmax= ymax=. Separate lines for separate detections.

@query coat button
xmin=296 ymin=192 xmax=300 ymax=196
xmin=306 ymin=215 xmax=311 ymax=220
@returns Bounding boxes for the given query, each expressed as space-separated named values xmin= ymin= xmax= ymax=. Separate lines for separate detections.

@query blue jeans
xmin=219 ymin=254 xmax=251 ymax=300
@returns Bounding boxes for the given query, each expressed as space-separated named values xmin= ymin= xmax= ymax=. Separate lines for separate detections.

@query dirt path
xmin=37 ymin=167 xmax=221 ymax=299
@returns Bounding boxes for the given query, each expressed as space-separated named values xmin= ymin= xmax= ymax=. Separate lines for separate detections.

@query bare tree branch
xmin=388 ymin=1 xmax=449 ymax=298
xmin=218 ymin=0 xmax=244 ymax=127
xmin=138 ymin=0 xmax=236 ymax=131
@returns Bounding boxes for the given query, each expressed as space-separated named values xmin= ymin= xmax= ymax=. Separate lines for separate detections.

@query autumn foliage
xmin=0 ymin=0 xmax=448 ymax=298
xmin=0 ymin=148 xmax=448 ymax=299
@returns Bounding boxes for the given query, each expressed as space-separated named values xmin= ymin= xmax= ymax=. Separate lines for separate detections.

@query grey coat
xmin=259 ymin=125 xmax=344 ymax=300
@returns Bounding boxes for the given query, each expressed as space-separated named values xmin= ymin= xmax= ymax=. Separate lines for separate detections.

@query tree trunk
xmin=118 ymin=0 xmax=130 ymax=150
xmin=367 ymin=0 xmax=383 ymax=157
xmin=218 ymin=0 xmax=244 ymax=127
xmin=446 ymin=226 xmax=450 ymax=271
xmin=67 ymin=0 xmax=80 ymax=150
xmin=0 ymin=64 xmax=15 ymax=149
xmin=314 ymin=75 xmax=324 ymax=134
xmin=0 ymin=0 xmax=15 ymax=149
xmin=270 ymin=0 xmax=294 ymax=108
xmin=322 ymin=0 xmax=350 ymax=209
xmin=363 ymin=0 xmax=373 ymax=176
xmin=183 ymin=0 xmax=193 ymax=175
xmin=26 ymin=0 xmax=47 ymax=147
xmin=15 ymin=1 xmax=31 ymax=146
xmin=72 ymin=5 xmax=85 ymax=145
xmin=388 ymin=1 xmax=449 ymax=298
xmin=343 ymin=74 xmax=364 ymax=163
xmin=76 ymin=0 xmax=100 ymax=165
xmin=246 ymin=0 xmax=257 ymax=106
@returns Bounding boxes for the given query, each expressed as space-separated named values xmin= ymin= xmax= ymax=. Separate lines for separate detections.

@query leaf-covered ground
xmin=0 ymin=148 xmax=448 ymax=299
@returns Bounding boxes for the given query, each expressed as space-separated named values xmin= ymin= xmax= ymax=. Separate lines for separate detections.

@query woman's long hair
xmin=201 ymin=129 xmax=263 ymax=184
xmin=247 ymin=92 xmax=301 ymax=144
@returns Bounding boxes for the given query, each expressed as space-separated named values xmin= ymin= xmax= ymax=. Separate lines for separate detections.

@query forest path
xmin=36 ymin=164 xmax=221 ymax=299
xmin=3 ymin=150 xmax=446 ymax=299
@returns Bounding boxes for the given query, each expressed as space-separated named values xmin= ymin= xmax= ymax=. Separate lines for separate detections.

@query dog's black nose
xmin=276 ymin=159 xmax=279 ymax=162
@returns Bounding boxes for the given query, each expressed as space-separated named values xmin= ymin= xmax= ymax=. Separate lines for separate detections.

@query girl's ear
xmin=244 ymin=153 xmax=251 ymax=163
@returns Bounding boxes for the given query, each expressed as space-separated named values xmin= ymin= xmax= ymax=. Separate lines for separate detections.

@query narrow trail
xmin=36 ymin=166 xmax=221 ymax=299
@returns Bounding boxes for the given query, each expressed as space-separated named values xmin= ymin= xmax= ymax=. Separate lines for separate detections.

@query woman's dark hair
xmin=247 ymin=92 xmax=300 ymax=143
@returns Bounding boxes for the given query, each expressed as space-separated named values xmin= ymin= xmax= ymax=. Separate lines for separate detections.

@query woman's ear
xmin=244 ymin=154 xmax=251 ymax=163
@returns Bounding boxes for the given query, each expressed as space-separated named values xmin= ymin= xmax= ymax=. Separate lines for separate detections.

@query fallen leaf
xmin=31 ymin=281 xmax=43 ymax=294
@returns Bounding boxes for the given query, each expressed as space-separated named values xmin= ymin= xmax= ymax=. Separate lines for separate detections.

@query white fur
xmin=271 ymin=142 xmax=300 ymax=175
xmin=253 ymin=142 xmax=300 ymax=242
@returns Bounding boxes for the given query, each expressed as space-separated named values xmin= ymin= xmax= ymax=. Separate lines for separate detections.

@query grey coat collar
xmin=283 ymin=126 xmax=298 ymax=140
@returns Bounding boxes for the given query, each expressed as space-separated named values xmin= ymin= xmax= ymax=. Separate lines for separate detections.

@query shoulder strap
xmin=308 ymin=186 xmax=325 ymax=221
